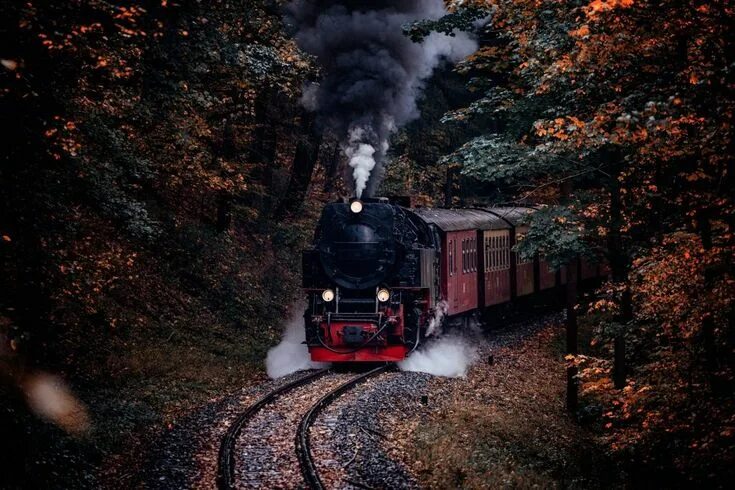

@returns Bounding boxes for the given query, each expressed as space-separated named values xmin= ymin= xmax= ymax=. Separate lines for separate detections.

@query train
xmin=301 ymin=197 xmax=603 ymax=362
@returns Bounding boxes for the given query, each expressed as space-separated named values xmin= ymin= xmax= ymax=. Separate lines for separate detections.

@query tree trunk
xmin=566 ymin=260 xmax=579 ymax=355
xmin=323 ymin=143 xmax=341 ymax=193
xmin=444 ymin=165 xmax=461 ymax=208
xmin=698 ymin=210 xmax=722 ymax=393
xmin=613 ymin=335 xmax=626 ymax=389
xmin=249 ymin=91 xmax=278 ymax=167
xmin=606 ymin=148 xmax=630 ymax=389
xmin=566 ymin=259 xmax=579 ymax=412
xmin=276 ymin=114 xmax=322 ymax=219
xmin=216 ymin=192 xmax=231 ymax=233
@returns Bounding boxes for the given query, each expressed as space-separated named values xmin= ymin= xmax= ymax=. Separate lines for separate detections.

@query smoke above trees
xmin=285 ymin=0 xmax=477 ymax=197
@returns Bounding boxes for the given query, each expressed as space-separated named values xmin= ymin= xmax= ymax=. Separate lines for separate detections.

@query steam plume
xmin=266 ymin=304 xmax=329 ymax=378
xmin=398 ymin=335 xmax=478 ymax=378
xmin=425 ymin=300 xmax=448 ymax=337
xmin=286 ymin=0 xmax=477 ymax=197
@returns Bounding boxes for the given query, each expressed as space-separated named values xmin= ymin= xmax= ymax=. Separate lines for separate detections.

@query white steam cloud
xmin=345 ymin=127 xmax=377 ymax=198
xmin=398 ymin=335 xmax=478 ymax=378
xmin=266 ymin=305 xmax=329 ymax=379
xmin=425 ymin=300 xmax=448 ymax=337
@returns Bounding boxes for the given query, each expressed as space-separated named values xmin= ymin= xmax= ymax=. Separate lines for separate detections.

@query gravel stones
xmin=141 ymin=311 xmax=565 ymax=489
xmin=140 ymin=370 xmax=322 ymax=489
xmin=309 ymin=370 xmax=437 ymax=489
xmin=233 ymin=372 xmax=352 ymax=489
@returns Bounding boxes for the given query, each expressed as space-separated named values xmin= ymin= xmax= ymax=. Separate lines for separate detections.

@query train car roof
xmin=480 ymin=207 xmax=536 ymax=227
xmin=412 ymin=206 xmax=536 ymax=231
xmin=412 ymin=208 xmax=503 ymax=231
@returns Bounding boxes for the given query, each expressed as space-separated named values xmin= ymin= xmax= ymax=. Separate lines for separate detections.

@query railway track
xmin=217 ymin=364 xmax=392 ymax=490
xmin=297 ymin=365 xmax=392 ymax=490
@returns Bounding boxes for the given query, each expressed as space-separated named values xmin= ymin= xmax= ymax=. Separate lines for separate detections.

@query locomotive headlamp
xmin=377 ymin=288 xmax=390 ymax=302
xmin=322 ymin=289 xmax=335 ymax=302
xmin=350 ymin=200 xmax=363 ymax=214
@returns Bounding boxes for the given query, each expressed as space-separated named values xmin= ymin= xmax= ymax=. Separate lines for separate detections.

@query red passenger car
xmin=483 ymin=228 xmax=511 ymax=306
xmin=414 ymin=209 xmax=491 ymax=316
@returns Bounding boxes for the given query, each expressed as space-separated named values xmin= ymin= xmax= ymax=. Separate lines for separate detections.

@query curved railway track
xmin=217 ymin=364 xmax=392 ymax=490
xmin=297 ymin=364 xmax=392 ymax=489
xmin=216 ymin=368 xmax=330 ymax=489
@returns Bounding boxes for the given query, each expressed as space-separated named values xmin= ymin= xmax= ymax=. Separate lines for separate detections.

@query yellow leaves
xmin=77 ymin=23 xmax=103 ymax=35
xmin=44 ymin=116 xmax=82 ymax=158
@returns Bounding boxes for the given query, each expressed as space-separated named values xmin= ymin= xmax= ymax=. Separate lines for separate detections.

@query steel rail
xmin=296 ymin=364 xmax=393 ymax=490
xmin=217 ymin=368 xmax=330 ymax=490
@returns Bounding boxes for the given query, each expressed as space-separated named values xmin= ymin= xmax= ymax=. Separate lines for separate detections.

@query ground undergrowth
xmin=403 ymin=317 xmax=621 ymax=489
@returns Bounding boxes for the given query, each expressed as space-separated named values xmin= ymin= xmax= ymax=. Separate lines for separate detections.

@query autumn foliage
xmin=1 ymin=0 xmax=733 ymax=487
xmin=420 ymin=0 xmax=734 ymax=484
xmin=0 ymin=1 xmax=337 ymax=486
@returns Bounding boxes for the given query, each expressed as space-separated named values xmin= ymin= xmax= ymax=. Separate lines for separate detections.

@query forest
xmin=1 ymin=0 xmax=733 ymax=488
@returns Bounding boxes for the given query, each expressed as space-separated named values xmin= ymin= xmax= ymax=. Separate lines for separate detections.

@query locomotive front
xmin=302 ymin=199 xmax=438 ymax=362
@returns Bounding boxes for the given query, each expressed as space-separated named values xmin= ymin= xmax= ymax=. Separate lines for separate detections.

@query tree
xmin=409 ymin=0 xmax=735 ymax=483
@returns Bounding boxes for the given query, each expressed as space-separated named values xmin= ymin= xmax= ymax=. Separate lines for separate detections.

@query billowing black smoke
xmin=285 ymin=0 xmax=477 ymax=197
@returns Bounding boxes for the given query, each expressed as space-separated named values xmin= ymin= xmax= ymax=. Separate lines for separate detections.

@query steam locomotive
xmin=302 ymin=197 xmax=603 ymax=362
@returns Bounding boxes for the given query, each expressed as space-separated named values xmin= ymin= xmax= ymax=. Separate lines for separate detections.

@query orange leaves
xmin=42 ymin=116 xmax=82 ymax=159
xmin=569 ymin=25 xmax=591 ymax=38
xmin=683 ymin=170 xmax=708 ymax=182
xmin=534 ymin=116 xmax=587 ymax=142
xmin=632 ymin=231 xmax=733 ymax=344
xmin=585 ymin=0 xmax=635 ymax=18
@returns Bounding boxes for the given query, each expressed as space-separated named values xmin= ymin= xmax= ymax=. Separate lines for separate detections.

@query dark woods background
xmin=1 ymin=0 xmax=734 ymax=488
xmin=0 ymin=0 xmax=344 ymax=486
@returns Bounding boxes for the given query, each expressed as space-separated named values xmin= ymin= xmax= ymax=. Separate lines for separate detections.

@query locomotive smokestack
xmin=285 ymin=0 xmax=477 ymax=197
